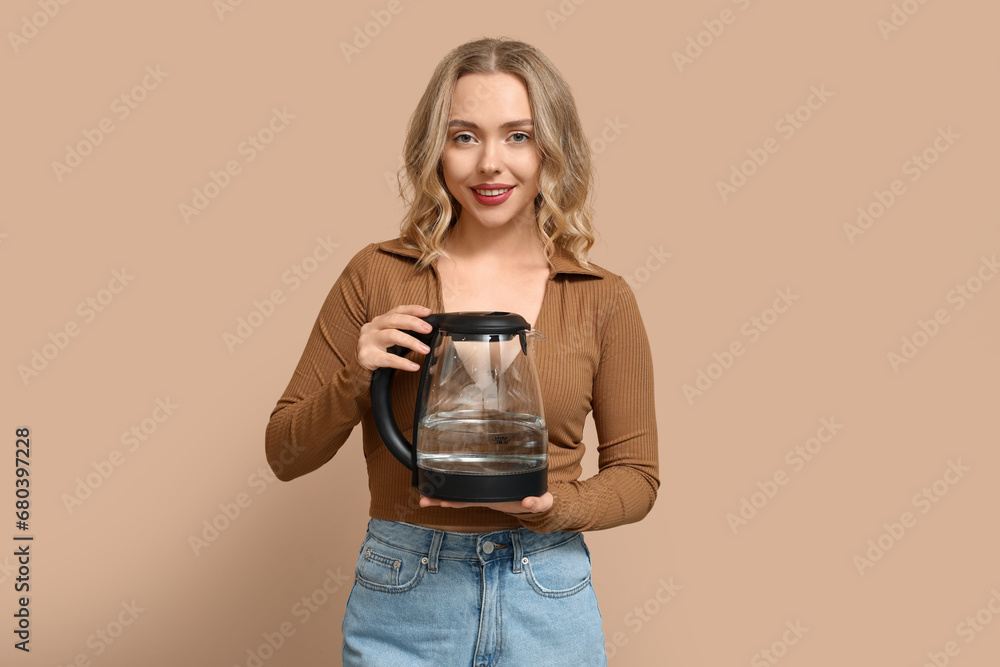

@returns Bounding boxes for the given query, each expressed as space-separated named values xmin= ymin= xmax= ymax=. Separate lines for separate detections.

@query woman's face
xmin=441 ymin=72 xmax=542 ymax=233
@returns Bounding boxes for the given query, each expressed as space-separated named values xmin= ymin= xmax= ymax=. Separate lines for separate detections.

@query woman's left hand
xmin=419 ymin=492 xmax=554 ymax=515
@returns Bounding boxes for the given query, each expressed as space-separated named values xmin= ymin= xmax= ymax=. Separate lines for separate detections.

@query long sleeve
xmin=515 ymin=274 xmax=659 ymax=532
xmin=264 ymin=243 xmax=376 ymax=482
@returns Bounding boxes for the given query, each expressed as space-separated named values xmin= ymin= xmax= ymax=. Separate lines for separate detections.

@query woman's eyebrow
xmin=448 ymin=118 xmax=534 ymax=130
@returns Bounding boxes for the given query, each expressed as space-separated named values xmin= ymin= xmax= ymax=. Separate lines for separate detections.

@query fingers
xmin=379 ymin=322 xmax=431 ymax=372
xmin=393 ymin=304 xmax=433 ymax=317
xmin=417 ymin=493 xmax=551 ymax=514
xmin=379 ymin=306 xmax=433 ymax=337
xmin=376 ymin=348 xmax=423 ymax=373
xmin=357 ymin=304 xmax=434 ymax=372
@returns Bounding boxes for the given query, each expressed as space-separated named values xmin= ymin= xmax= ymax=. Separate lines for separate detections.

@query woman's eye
xmin=452 ymin=132 xmax=530 ymax=145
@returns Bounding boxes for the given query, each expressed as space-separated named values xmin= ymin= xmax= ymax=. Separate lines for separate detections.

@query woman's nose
xmin=479 ymin=140 xmax=500 ymax=173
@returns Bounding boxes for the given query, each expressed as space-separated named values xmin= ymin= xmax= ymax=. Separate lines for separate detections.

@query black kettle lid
xmin=430 ymin=311 xmax=531 ymax=334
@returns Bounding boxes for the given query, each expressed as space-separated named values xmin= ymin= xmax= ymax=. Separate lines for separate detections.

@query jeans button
xmin=482 ymin=540 xmax=495 ymax=554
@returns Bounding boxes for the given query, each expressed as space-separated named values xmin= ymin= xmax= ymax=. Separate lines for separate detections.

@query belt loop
xmin=510 ymin=529 xmax=524 ymax=574
xmin=427 ymin=529 xmax=444 ymax=573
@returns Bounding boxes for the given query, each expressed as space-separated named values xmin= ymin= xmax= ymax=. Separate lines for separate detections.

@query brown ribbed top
xmin=264 ymin=237 xmax=658 ymax=533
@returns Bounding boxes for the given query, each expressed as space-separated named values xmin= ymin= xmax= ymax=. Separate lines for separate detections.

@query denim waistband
xmin=365 ymin=518 xmax=580 ymax=574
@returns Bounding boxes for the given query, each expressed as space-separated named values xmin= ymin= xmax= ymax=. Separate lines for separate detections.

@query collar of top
xmin=375 ymin=236 xmax=603 ymax=280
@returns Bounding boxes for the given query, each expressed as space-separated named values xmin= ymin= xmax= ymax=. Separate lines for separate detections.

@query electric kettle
xmin=370 ymin=311 xmax=547 ymax=502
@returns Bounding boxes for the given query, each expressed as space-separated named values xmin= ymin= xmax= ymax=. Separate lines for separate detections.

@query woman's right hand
xmin=357 ymin=304 xmax=434 ymax=372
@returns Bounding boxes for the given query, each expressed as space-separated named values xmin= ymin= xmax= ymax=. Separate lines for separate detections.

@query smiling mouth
xmin=472 ymin=187 xmax=512 ymax=196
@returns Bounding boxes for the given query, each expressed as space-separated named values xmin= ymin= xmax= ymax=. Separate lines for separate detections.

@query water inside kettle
xmin=417 ymin=409 xmax=547 ymax=475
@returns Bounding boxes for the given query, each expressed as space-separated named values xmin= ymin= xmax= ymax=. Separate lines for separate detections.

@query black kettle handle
xmin=369 ymin=317 xmax=440 ymax=471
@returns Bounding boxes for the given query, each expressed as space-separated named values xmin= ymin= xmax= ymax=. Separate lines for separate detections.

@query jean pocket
xmin=354 ymin=534 xmax=428 ymax=593
xmin=522 ymin=533 xmax=593 ymax=599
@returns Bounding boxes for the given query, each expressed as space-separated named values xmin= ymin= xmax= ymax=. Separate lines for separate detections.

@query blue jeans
xmin=342 ymin=518 xmax=607 ymax=666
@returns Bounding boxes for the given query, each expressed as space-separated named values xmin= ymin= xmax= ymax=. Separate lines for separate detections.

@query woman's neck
xmin=444 ymin=215 xmax=547 ymax=268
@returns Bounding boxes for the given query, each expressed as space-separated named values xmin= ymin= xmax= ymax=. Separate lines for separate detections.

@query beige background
xmin=3 ymin=1 xmax=999 ymax=665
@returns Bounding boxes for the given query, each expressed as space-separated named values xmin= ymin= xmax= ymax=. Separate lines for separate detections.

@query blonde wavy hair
xmin=395 ymin=37 xmax=597 ymax=271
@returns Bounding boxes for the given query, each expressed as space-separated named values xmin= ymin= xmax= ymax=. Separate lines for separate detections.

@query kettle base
xmin=416 ymin=466 xmax=548 ymax=503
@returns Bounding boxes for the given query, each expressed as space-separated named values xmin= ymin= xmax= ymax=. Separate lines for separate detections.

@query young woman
xmin=265 ymin=36 xmax=658 ymax=666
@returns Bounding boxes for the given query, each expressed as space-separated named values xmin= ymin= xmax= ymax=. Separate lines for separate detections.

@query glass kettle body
xmin=370 ymin=311 xmax=547 ymax=502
